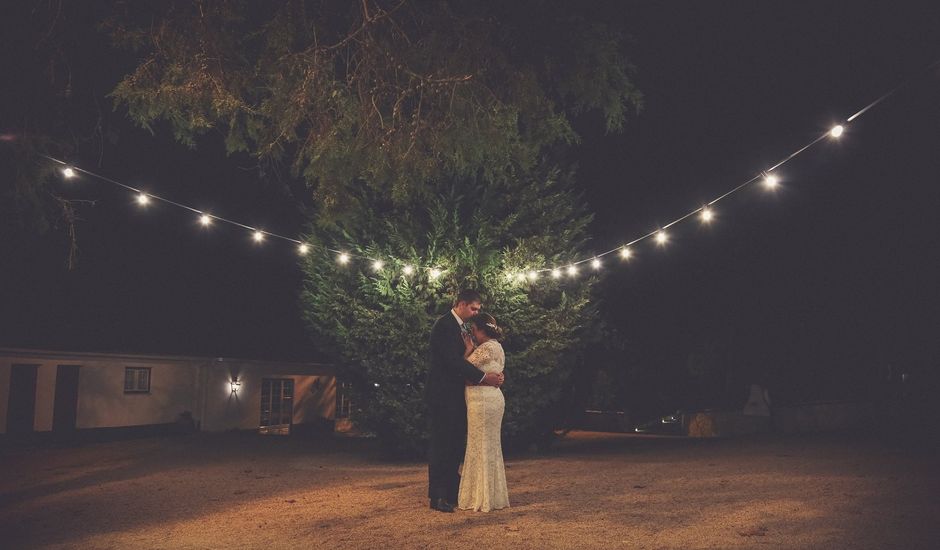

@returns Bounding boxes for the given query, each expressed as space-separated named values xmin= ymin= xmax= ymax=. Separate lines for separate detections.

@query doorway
xmin=53 ymin=365 xmax=81 ymax=433
xmin=7 ymin=364 xmax=39 ymax=434
xmin=259 ymin=378 xmax=294 ymax=435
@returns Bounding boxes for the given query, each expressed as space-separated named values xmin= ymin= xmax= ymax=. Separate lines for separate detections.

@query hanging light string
xmin=40 ymin=59 xmax=938 ymax=278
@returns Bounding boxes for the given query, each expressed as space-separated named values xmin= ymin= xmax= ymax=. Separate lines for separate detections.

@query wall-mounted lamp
xmin=230 ymin=376 xmax=241 ymax=394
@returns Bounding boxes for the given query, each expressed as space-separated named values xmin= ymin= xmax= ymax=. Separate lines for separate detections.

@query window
xmin=124 ymin=367 xmax=151 ymax=393
xmin=336 ymin=381 xmax=354 ymax=419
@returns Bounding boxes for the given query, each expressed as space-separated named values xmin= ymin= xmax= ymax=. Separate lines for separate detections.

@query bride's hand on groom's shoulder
xmin=462 ymin=332 xmax=475 ymax=354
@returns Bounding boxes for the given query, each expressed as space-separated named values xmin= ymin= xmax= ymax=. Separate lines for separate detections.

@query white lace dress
xmin=458 ymin=339 xmax=509 ymax=512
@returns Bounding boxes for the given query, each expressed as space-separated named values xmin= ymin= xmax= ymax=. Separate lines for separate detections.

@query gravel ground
xmin=1 ymin=430 xmax=937 ymax=549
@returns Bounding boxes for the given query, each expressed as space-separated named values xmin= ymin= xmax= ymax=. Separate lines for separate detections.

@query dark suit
xmin=426 ymin=312 xmax=485 ymax=502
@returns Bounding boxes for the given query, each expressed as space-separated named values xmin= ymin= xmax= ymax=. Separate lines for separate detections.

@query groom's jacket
xmin=425 ymin=313 xmax=484 ymax=411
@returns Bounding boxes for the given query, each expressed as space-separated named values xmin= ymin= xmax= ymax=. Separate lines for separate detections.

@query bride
xmin=458 ymin=312 xmax=509 ymax=512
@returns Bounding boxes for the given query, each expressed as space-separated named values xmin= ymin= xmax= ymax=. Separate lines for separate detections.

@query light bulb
xmin=429 ymin=268 xmax=442 ymax=279
xmin=338 ymin=253 xmax=350 ymax=264
xmin=700 ymin=207 xmax=713 ymax=223
xmin=830 ymin=125 xmax=844 ymax=138
xmin=253 ymin=230 xmax=264 ymax=242
xmin=567 ymin=265 xmax=578 ymax=277
xmin=655 ymin=230 xmax=668 ymax=245
xmin=763 ymin=173 xmax=779 ymax=190
xmin=372 ymin=260 xmax=384 ymax=271
xmin=199 ymin=214 xmax=212 ymax=226
xmin=551 ymin=268 xmax=561 ymax=279
xmin=527 ymin=270 xmax=538 ymax=281
xmin=591 ymin=258 xmax=601 ymax=270
xmin=62 ymin=167 xmax=76 ymax=179
xmin=402 ymin=265 xmax=414 ymax=276
xmin=620 ymin=247 xmax=632 ymax=260
xmin=298 ymin=243 xmax=309 ymax=255
xmin=137 ymin=193 xmax=150 ymax=206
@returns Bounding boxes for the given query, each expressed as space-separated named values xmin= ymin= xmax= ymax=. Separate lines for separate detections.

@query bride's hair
xmin=468 ymin=313 xmax=503 ymax=341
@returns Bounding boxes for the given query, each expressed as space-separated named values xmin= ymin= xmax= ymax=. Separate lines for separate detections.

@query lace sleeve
xmin=467 ymin=342 xmax=492 ymax=369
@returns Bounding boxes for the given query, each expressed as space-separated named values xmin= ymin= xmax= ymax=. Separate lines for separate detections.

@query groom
xmin=426 ymin=289 xmax=503 ymax=513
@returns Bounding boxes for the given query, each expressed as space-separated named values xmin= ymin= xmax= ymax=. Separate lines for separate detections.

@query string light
xmin=372 ymin=260 xmax=384 ymax=271
xmin=763 ymin=173 xmax=779 ymax=190
xmin=515 ymin=273 xmax=526 ymax=283
xmin=35 ymin=63 xmax=922 ymax=283
xmin=298 ymin=243 xmax=309 ymax=255
xmin=700 ymin=207 xmax=714 ymax=223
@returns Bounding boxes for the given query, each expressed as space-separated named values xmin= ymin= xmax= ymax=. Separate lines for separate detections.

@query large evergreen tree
xmin=301 ymin=165 xmax=599 ymax=454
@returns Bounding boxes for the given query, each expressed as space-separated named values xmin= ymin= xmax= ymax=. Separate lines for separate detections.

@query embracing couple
xmin=426 ymin=289 xmax=509 ymax=513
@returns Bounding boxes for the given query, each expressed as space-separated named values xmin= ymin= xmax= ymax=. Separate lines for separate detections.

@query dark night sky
xmin=2 ymin=1 xmax=939 ymax=394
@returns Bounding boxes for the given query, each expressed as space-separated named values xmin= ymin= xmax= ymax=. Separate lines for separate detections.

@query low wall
xmin=684 ymin=401 xmax=870 ymax=437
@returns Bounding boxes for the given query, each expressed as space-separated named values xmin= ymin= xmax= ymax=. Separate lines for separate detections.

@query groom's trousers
xmin=427 ymin=402 xmax=467 ymax=502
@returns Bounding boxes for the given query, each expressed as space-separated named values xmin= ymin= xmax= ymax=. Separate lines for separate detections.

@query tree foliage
xmin=106 ymin=0 xmax=641 ymax=219
xmin=301 ymin=165 xmax=599 ymax=455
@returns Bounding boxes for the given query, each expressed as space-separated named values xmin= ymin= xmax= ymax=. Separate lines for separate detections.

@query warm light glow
xmin=551 ymin=268 xmax=561 ymax=279
xmin=137 ymin=193 xmax=150 ymax=206
xmin=199 ymin=214 xmax=212 ymax=226
xmin=763 ymin=173 xmax=779 ymax=190
xmin=655 ymin=230 xmax=668 ymax=245
xmin=253 ymin=230 xmax=264 ymax=242
xmin=372 ymin=260 xmax=384 ymax=271
xmin=620 ymin=247 xmax=632 ymax=260
xmin=62 ymin=167 xmax=76 ymax=179
xmin=298 ymin=243 xmax=309 ymax=255
xmin=591 ymin=258 xmax=601 ymax=270
xmin=402 ymin=265 xmax=414 ymax=275
xmin=830 ymin=124 xmax=844 ymax=138
xmin=429 ymin=268 xmax=442 ymax=279
xmin=567 ymin=265 xmax=578 ymax=277
xmin=527 ymin=270 xmax=538 ymax=281
xmin=700 ymin=207 xmax=714 ymax=223
xmin=338 ymin=252 xmax=350 ymax=264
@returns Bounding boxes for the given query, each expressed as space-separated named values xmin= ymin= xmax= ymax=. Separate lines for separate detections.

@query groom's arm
xmin=430 ymin=319 xmax=486 ymax=383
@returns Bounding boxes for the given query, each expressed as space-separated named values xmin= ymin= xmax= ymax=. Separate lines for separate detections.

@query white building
xmin=0 ymin=348 xmax=336 ymax=438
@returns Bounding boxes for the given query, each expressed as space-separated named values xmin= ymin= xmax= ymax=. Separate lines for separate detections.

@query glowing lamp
xmin=62 ymin=167 xmax=77 ymax=179
xmin=655 ymin=230 xmax=668 ymax=245
xmin=567 ymin=265 xmax=578 ymax=277
xmin=763 ymin=173 xmax=779 ymax=190
xmin=402 ymin=265 xmax=414 ymax=275
xmin=253 ymin=230 xmax=265 ymax=243
xmin=137 ymin=193 xmax=150 ymax=206
xmin=591 ymin=258 xmax=601 ymax=270
xmin=551 ymin=268 xmax=561 ymax=279
xmin=830 ymin=125 xmax=844 ymax=138
xmin=700 ymin=207 xmax=713 ymax=223
xmin=620 ymin=247 xmax=632 ymax=260
xmin=338 ymin=253 xmax=350 ymax=264
xmin=372 ymin=260 xmax=384 ymax=271
xmin=298 ymin=243 xmax=309 ymax=255
xmin=199 ymin=214 xmax=212 ymax=226
xmin=230 ymin=376 xmax=241 ymax=394
xmin=429 ymin=268 xmax=442 ymax=279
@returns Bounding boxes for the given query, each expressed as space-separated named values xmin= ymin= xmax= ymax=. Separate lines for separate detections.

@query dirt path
xmin=1 ymin=431 xmax=937 ymax=549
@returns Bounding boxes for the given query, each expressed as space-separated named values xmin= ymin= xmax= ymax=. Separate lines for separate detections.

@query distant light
xmin=527 ymin=270 xmax=538 ymax=281
xmin=62 ymin=167 xmax=77 ymax=179
xmin=429 ymin=268 xmax=442 ymax=279
xmin=372 ymin=260 xmax=384 ymax=271
xmin=763 ymin=173 xmax=779 ymax=190
xmin=137 ymin=193 xmax=150 ymax=206
xmin=373 ymin=382 xmax=380 ymax=388
xmin=700 ymin=207 xmax=713 ymax=223
xmin=402 ymin=265 xmax=414 ymax=275
xmin=298 ymin=243 xmax=309 ymax=255
xmin=591 ymin=258 xmax=601 ymax=270
xmin=567 ymin=265 xmax=578 ymax=277
xmin=338 ymin=252 xmax=350 ymax=264
xmin=253 ymin=230 xmax=265 ymax=243
xmin=655 ymin=230 xmax=668 ymax=245
xmin=551 ymin=268 xmax=561 ymax=279
xmin=830 ymin=124 xmax=844 ymax=138
xmin=199 ymin=214 xmax=212 ymax=226
xmin=620 ymin=247 xmax=632 ymax=260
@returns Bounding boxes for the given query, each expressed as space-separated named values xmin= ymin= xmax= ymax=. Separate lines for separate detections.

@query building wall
xmin=0 ymin=349 xmax=334 ymax=435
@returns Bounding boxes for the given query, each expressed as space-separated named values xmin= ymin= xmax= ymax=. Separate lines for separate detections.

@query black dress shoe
xmin=430 ymin=497 xmax=455 ymax=513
